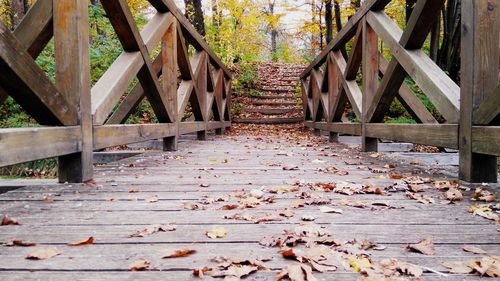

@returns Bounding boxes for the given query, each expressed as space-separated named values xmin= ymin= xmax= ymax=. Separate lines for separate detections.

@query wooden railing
xmin=301 ymin=0 xmax=499 ymax=183
xmin=0 ymin=0 xmax=232 ymax=182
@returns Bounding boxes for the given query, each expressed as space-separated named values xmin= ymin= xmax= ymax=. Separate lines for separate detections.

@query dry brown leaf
xmin=407 ymin=239 xmax=435 ymax=255
xmin=406 ymin=192 xmax=435 ymax=204
xmin=279 ymin=209 xmax=295 ymax=218
xmin=162 ymin=248 xmax=196 ymax=258
xmin=206 ymin=226 xmax=228 ymax=239
xmin=239 ymin=196 xmax=261 ymax=208
xmin=283 ymin=165 xmax=300 ymax=171
xmin=301 ymin=215 xmax=316 ymax=221
xmin=276 ymin=264 xmax=317 ymax=281
xmin=182 ymin=202 xmax=200 ymax=210
xmin=199 ymin=183 xmax=210 ymax=188
xmin=408 ymin=184 xmax=425 ymax=193
xmin=67 ymin=236 xmax=94 ymax=246
xmin=319 ymin=206 xmax=343 ymax=214
xmin=442 ymin=260 xmax=475 ymax=274
xmin=469 ymin=204 xmax=500 ymax=223
xmin=26 ymin=247 xmax=61 ymax=260
xmin=473 ymin=188 xmax=496 ymax=202
xmin=444 ymin=188 xmax=463 ymax=202
xmin=206 ymin=256 xmax=267 ymax=279
xmin=43 ymin=196 xmax=54 ymax=203
xmin=128 ymin=189 xmax=140 ymax=193
xmin=1 ymin=215 xmax=19 ymax=226
xmin=145 ymin=195 xmax=159 ymax=203
xmin=5 ymin=239 xmax=36 ymax=247
xmin=221 ymin=204 xmax=239 ymax=210
xmin=433 ymin=180 xmax=459 ymax=191
xmin=463 ymin=245 xmax=487 ymax=255
xmin=192 ymin=266 xmax=209 ymax=278
xmin=128 ymin=224 xmax=176 ymax=238
xmin=128 ymin=258 xmax=150 ymax=271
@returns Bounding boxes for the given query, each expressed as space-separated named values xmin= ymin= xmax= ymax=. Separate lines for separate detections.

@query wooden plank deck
xmin=0 ymin=134 xmax=498 ymax=280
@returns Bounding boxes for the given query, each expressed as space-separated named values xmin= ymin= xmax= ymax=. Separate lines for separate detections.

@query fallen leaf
xmin=406 ymin=192 xmax=435 ymax=204
xmin=199 ymin=183 xmax=210 ymax=188
xmin=279 ymin=209 xmax=295 ymax=218
xmin=5 ymin=239 xmax=36 ymax=247
xmin=469 ymin=204 xmax=500 ymax=223
xmin=182 ymin=202 xmax=200 ymax=210
xmin=192 ymin=266 xmax=209 ymax=277
xmin=128 ymin=224 xmax=176 ymax=237
xmin=128 ymin=258 xmax=150 ymax=271
xmin=473 ymin=188 xmax=496 ymax=202
xmin=145 ymin=195 xmax=159 ymax=203
xmin=67 ymin=236 xmax=94 ymax=246
xmin=311 ymin=159 xmax=326 ymax=164
xmin=442 ymin=260 xmax=475 ymax=274
xmin=162 ymin=248 xmax=196 ymax=258
xmin=221 ymin=204 xmax=239 ymax=210
xmin=206 ymin=226 xmax=228 ymax=239
xmin=276 ymin=264 xmax=317 ymax=281
xmin=128 ymin=189 xmax=140 ymax=193
xmin=1 ymin=215 xmax=19 ymax=226
xmin=463 ymin=245 xmax=487 ymax=255
xmin=26 ymin=247 xmax=61 ymax=260
xmin=407 ymin=239 xmax=435 ymax=255
xmin=283 ymin=166 xmax=299 ymax=171
xmin=347 ymin=255 xmax=372 ymax=272
xmin=319 ymin=206 xmax=343 ymax=214
xmin=444 ymin=188 xmax=463 ymax=202
xmin=43 ymin=196 xmax=54 ymax=203
xmin=301 ymin=215 xmax=316 ymax=221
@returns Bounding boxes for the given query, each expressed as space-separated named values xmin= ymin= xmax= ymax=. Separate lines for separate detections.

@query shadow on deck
xmin=0 ymin=134 xmax=498 ymax=280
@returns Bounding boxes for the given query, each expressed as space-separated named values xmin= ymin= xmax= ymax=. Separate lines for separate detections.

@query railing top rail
xmin=147 ymin=0 xmax=232 ymax=79
xmin=300 ymin=0 xmax=390 ymax=79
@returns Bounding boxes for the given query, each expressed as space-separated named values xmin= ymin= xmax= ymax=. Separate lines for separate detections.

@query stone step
xmin=232 ymin=117 xmax=303 ymax=124
xmin=245 ymin=108 xmax=302 ymax=115
xmin=252 ymin=100 xmax=298 ymax=106
xmin=256 ymin=88 xmax=295 ymax=93
xmin=251 ymin=94 xmax=296 ymax=99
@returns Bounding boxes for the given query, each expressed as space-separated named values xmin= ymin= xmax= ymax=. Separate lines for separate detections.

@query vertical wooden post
xmin=362 ymin=18 xmax=378 ymax=152
xmin=215 ymin=128 xmax=223 ymax=135
xmin=329 ymin=132 xmax=338 ymax=142
xmin=314 ymin=128 xmax=321 ymax=136
xmin=162 ymin=20 xmax=178 ymax=151
xmin=196 ymin=51 xmax=208 ymax=141
xmin=459 ymin=0 xmax=498 ymax=183
xmin=54 ymin=0 xmax=92 ymax=183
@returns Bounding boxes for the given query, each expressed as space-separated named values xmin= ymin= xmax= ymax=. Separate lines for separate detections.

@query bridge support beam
xmin=55 ymin=0 xmax=93 ymax=183
xmin=459 ymin=0 xmax=499 ymax=183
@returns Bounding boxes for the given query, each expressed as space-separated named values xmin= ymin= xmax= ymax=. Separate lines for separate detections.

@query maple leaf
xmin=473 ymin=188 xmax=496 ymax=202
xmin=407 ymin=239 xmax=435 ymax=255
xmin=162 ymin=248 xmax=196 ymax=258
xmin=26 ymin=247 xmax=61 ymax=260
xmin=67 ymin=236 xmax=94 ymax=246
xmin=128 ymin=258 xmax=150 ymax=271
xmin=444 ymin=188 xmax=463 ymax=202
xmin=145 ymin=195 xmax=159 ymax=203
xmin=406 ymin=192 xmax=435 ymax=204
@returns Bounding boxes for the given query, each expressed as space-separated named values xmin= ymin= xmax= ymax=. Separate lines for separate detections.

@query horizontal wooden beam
xmin=178 ymin=121 xmax=206 ymax=135
xmin=207 ymin=121 xmax=231 ymax=130
xmin=365 ymin=124 xmax=458 ymax=149
xmin=472 ymin=126 xmax=500 ymax=156
xmin=93 ymin=123 xmax=177 ymax=150
xmin=366 ymin=11 xmax=460 ymax=123
xmin=305 ymin=121 xmax=362 ymax=135
xmin=0 ymin=127 xmax=81 ymax=166
xmin=300 ymin=0 xmax=391 ymax=78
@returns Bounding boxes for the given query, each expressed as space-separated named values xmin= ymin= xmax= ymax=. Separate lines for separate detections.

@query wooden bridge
xmin=0 ymin=0 xmax=499 ymax=280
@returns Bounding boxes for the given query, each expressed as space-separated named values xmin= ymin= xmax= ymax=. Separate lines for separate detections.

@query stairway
xmin=233 ymin=63 xmax=306 ymax=124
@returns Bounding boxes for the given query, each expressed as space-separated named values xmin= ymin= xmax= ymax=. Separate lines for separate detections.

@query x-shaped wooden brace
xmin=94 ymin=0 xmax=174 ymax=125
xmin=0 ymin=0 xmax=77 ymax=126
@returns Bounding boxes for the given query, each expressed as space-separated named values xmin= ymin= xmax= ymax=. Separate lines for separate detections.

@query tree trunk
xmin=184 ymin=0 xmax=205 ymax=36
xmin=429 ymin=15 xmax=440 ymax=62
xmin=269 ymin=1 xmax=277 ymax=55
xmin=318 ymin=1 xmax=324 ymax=49
xmin=325 ymin=0 xmax=333 ymax=44
xmin=334 ymin=0 xmax=348 ymax=59
xmin=9 ymin=0 xmax=29 ymax=29
xmin=438 ymin=0 xmax=461 ymax=83
xmin=211 ymin=0 xmax=219 ymax=47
